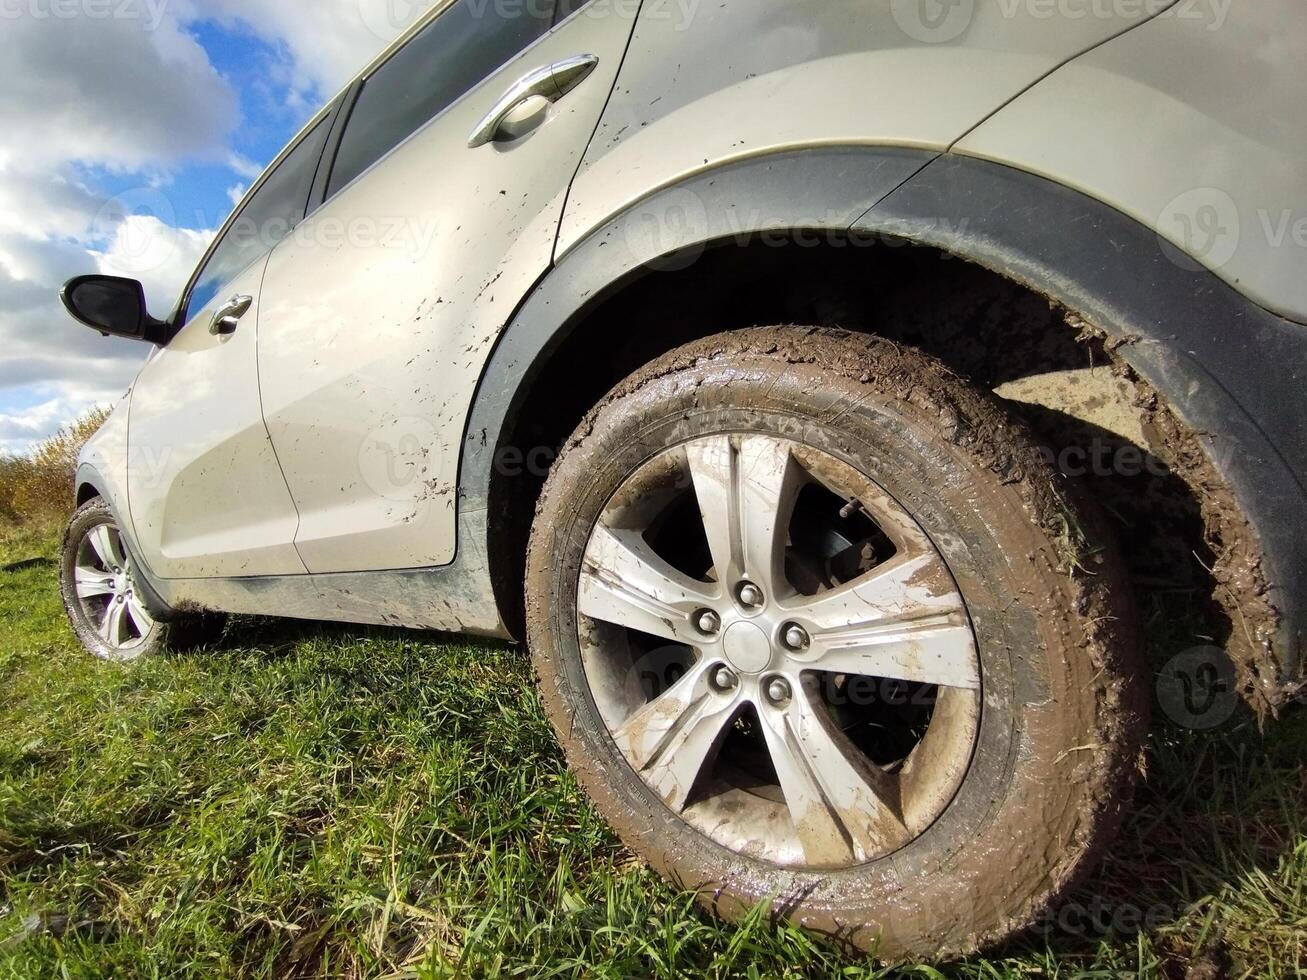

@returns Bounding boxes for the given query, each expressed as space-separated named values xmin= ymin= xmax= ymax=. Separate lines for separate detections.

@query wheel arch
xmin=71 ymin=462 xmax=175 ymax=622
xmin=75 ymin=480 xmax=102 ymax=506
xmin=461 ymin=147 xmax=1305 ymax=709
xmin=73 ymin=463 xmax=111 ymax=511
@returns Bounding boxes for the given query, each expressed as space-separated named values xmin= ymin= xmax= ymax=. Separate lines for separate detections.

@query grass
xmin=0 ymin=525 xmax=1304 ymax=978
xmin=0 ymin=409 xmax=107 ymax=530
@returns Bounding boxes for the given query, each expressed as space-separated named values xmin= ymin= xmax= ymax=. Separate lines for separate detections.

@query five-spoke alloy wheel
xmin=526 ymin=328 xmax=1146 ymax=960
xmin=70 ymin=518 xmax=156 ymax=655
xmin=60 ymin=498 xmax=225 ymax=661
xmin=577 ymin=434 xmax=981 ymax=869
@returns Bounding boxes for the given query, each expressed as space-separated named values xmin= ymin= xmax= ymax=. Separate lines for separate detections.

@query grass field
xmin=1 ymin=524 xmax=1303 ymax=979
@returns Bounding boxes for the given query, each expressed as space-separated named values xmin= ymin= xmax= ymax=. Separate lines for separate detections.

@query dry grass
xmin=0 ymin=408 xmax=108 ymax=533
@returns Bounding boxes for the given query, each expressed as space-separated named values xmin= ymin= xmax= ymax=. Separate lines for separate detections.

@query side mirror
xmin=60 ymin=275 xmax=166 ymax=344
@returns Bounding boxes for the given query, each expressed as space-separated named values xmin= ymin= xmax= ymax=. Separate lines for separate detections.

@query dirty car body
xmin=60 ymin=0 xmax=1306 ymax=959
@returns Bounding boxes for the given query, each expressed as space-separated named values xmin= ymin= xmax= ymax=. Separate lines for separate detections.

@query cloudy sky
xmin=0 ymin=0 xmax=440 ymax=454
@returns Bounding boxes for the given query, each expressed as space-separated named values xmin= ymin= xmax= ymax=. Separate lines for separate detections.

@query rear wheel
xmin=526 ymin=327 xmax=1146 ymax=959
xmin=60 ymin=498 xmax=225 ymax=662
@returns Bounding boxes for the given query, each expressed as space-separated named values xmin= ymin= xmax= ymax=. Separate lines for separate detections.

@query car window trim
xmin=553 ymin=0 xmax=594 ymax=26
xmin=167 ymin=96 xmax=344 ymax=340
xmin=308 ymin=80 xmax=362 ymax=218
xmin=318 ymin=0 xmax=564 ymax=206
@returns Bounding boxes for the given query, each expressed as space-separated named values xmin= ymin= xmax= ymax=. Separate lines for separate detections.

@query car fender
xmin=463 ymin=147 xmax=1305 ymax=697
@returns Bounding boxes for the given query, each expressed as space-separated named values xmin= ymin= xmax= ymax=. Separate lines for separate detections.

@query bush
xmin=0 ymin=407 xmax=110 ymax=531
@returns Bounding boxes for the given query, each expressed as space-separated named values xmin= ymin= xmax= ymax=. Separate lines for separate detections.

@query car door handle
xmin=467 ymin=54 xmax=599 ymax=148
xmin=210 ymin=294 xmax=253 ymax=336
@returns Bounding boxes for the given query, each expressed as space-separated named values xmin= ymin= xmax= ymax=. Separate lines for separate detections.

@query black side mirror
xmin=60 ymin=275 xmax=167 ymax=344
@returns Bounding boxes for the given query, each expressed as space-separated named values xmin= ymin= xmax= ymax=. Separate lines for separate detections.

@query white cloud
xmin=0 ymin=398 xmax=84 ymax=455
xmin=0 ymin=2 xmax=442 ymax=453
xmin=0 ymin=397 xmax=78 ymax=447
xmin=0 ymin=170 xmax=104 ymax=241
xmin=0 ymin=233 xmax=154 ymax=399
xmin=0 ymin=210 xmax=205 ymax=451
xmin=227 ymin=153 xmax=264 ymax=181
xmin=0 ymin=11 xmax=237 ymax=171
xmin=0 ymin=393 xmax=121 ymax=456
xmin=0 ymin=4 xmax=235 ymax=453
xmin=188 ymin=0 xmax=442 ymax=98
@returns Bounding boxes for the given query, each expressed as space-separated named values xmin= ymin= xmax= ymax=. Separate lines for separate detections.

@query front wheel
xmin=526 ymin=327 xmax=1146 ymax=959
xmin=60 ymin=498 xmax=225 ymax=662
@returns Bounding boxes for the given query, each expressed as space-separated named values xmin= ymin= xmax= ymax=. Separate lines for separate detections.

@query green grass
xmin=1 ymin=528 xmax=1303 ymax=978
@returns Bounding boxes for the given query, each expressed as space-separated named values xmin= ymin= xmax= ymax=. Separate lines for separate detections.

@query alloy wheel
xmin=70 ymin=519 xmax=156 ymax=658
xmin=576 ymin=434 xmax=981 ymax=869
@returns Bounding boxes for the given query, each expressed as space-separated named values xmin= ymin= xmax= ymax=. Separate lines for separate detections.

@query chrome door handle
xmin=467 ymin=54 xmax=599 ymax=148
xmin=210 ymin=294 xmax=252 ymax=336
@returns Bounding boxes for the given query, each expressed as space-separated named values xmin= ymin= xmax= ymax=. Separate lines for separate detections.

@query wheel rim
xmin=577 ymin=435 xmax=982 ymax=869
xmin=72 ymin=520 xmax=155 ymax=657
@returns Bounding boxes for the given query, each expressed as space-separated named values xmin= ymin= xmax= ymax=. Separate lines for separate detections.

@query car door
xmin=257 ymin=0 xmax=637 ymax=574
xmin=126 ymin=114 xmax=335 ymax=579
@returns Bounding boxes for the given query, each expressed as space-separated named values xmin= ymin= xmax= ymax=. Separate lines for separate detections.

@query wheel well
xmin=76 ymin=483 xmax=101 ymax=506
xmin=490 ymin=232 xmax=1268 ymax=705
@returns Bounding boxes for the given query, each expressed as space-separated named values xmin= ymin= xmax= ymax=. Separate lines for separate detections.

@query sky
xmin=0 ymin=0 xmax=442 ymax=454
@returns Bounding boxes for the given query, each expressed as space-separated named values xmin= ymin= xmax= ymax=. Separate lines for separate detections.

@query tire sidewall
xmin=526 ymin=330 xmax=1142 ymax=958
xmin=60 ymin=499 xmax=165 ymax=662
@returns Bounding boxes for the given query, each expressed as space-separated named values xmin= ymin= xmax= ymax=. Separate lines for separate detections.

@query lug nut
xmin=737 ymin=582 xmax=764 ymax=608
xmin=696 ymin=609 xmax=721 ymax=635
xmin=711 ymin=666 xmax=738 ymax=692
xmin=765 ymin=677 xmax=792 ymax=706
xmin=782 ymin=624 xmax=810 ymax=651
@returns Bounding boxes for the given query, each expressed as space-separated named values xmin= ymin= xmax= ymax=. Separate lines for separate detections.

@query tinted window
xmin=553 ymin=0 xmax=592 ymax=23
xmin=327 ymin=0 xmax=555 ymax=198
xmin=185 ymin=116 xmax=331 ymax=320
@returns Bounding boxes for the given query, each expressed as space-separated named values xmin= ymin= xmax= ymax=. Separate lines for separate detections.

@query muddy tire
xmin=525 ymin=327 xmax=1146 ymax=960
xmin=60 ymin=498 xmax=226 ymax=662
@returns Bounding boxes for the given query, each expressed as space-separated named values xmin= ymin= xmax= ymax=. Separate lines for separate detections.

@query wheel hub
xmin=721 ymin=619 xmax=772 ymax=674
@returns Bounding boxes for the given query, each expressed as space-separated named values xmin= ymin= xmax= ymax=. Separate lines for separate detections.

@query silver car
xmin=56 ymin=0 xmax=1305 ymax=960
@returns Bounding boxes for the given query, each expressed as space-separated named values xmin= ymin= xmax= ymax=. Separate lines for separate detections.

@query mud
xmin=528 ymin=326 xmax=1149 ymax=960
xmin=1109 ymin=352 xmax=1288 ymax=715
xmin=868 ymin=253 xmax=1290 ymax=715
xmin=505 ymin=241 xmax=1293 ymax=714
xmin=1023 ymin=313 xmax=1288 ymax=717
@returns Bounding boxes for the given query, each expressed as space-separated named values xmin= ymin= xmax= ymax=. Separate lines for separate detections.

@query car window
xmin=326 ymin=0 xmax=556 ymax=199
xmin=553 ymin=0 xmax=593 ymax=23
xmin=183 ymin=115 xmax=332 ymax=323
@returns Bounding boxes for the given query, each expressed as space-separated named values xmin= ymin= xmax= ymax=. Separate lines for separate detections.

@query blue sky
xmin=0 ymin=1 xmax=437 ymax=453
xmin=90 ymin=23 xmax=313 ymax=233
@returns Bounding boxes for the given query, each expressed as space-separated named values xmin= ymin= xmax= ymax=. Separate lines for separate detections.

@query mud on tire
xmin=525 ymin=327 xmax=1147 ymax=960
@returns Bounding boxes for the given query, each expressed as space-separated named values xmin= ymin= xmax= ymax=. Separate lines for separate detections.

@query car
xmin=56 ymin=0 xmax=1305 ymax=961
